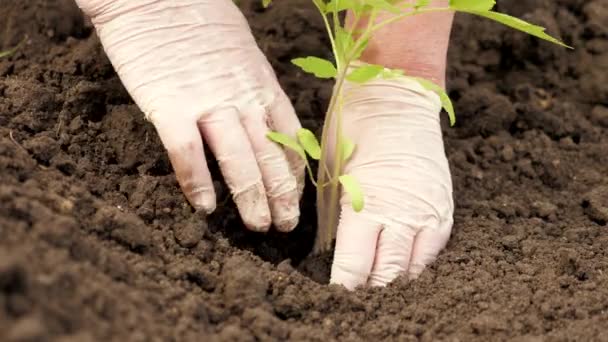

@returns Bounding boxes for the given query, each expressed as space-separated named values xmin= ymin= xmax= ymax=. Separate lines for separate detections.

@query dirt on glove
xmin=1 ymin=0 xmax=607 ymax=340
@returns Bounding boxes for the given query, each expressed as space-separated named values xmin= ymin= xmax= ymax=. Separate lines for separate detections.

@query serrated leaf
xmin=468 ymin=11 xmax=572 ymax=48
xmin=449 ymin=0 xmax=494 ymax=11
xmin=266 ymin=131 xmax=307 ymax=160
xmin=296 ymin=128 xmax=322 ymax=160
xmin=339 ymin=174 xmax=364 ymax=212
xmin=341 ymin=136 xmax=355 ymax=161
xmin=292 ymin=56 xmax=337 ymax=78
xmin=413 ymin=77 xmax=456 ymax=126
xmin=346 ymin=64 xmax=384 ymax=83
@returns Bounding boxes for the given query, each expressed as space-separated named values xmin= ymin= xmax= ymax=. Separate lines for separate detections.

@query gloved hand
xmin=74 ymin=0 xmax=305 ymax=232
xmin=327 ymin=64 xmax=454 ymax=290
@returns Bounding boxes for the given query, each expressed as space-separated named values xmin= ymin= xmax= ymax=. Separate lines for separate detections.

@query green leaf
xmin=296 ymin=128 xmax=322 ymax=160
xmin=413 ymin=77 xmax=456 ymax=126
xmin=266 ymin=131 xmax=307 ymax=160
xmin=415 ymin=0 xmax=430 ymax=8
xmin=339 ymin=174 xmax=364 ymax=212
xmin=312 ymin=0 xmax=327 ymax=12
xmin=326 ymin=0 xmax=356 ymax=13
xmin=449 ymin=0 xmax=495 ymax=11
xmin=335 ymin=27 xmax=354 ymax=66
xmin=468 ymin=10 xmax=572 ymax=48
xmin=261 ymin=0 xmax=272 ymax=8
xmin=341 ymin=136 xmax=355 ymax=161
xmin=364 ymin=0 xmax=401 ymax=14
xmin=292 ymin=56 xmax=337 ymax=78
xmin=449 ymin=2 xmax=571 ymax=48
xmin=380 ymin=67 xmax=404 ymax=79
xmin=346 ymin=64 xmax=384 ymax=83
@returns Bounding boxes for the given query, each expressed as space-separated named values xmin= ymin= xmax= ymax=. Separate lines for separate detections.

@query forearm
xmin=346 ymin=0 xmax=454 ymax=87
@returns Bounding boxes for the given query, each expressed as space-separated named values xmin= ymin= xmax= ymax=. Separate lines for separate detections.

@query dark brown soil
xmin=1 ymin=0 xmax=608 ymax=340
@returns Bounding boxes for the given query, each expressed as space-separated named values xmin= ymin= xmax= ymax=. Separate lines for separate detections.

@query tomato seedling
xmin=265 ymin=0 xmax=570 ymax=253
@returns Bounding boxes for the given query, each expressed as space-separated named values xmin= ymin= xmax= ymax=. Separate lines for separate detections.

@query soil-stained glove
xmin=328 ymin=66 xmax=454 ymax=290
xmin=74 ymin=0 xmax=305 ymax=232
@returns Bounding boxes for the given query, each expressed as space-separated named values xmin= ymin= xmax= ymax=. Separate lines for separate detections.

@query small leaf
xmin=413 ymin=77 xmax=456 ymax=126
xmin=415 ymin=0 xmax=430 ymax=9
xmin=364 ymin=0 xmax=401 ymax=14
xmin=346 ymin=64 xmax=384 ymax=83
xmin=469 ymin=11 xmax=572 ymax=48
xmin=266 ymin=131 xmax=307 ymax=160
xmin=449 ymin=0 xmax=495 ymax=11
xmin=341 ymin=136 xmax=355 ymax=161
xmin=296 ymin=128 xmax=322 ymax=160
xmin=339 ymin=174 xmax=364 ymax=212
xmin=381 ymin=68 xmax=405 ymax=79
xmin=326 ymin=0 xmax=356 ymax=13
xmin=312 ymin=0 xmax=327 ymax=12
xmin=292 ymin=56 xmax=337 ymax=79
xmin=261 ymin=0 xmax=272 ymax=7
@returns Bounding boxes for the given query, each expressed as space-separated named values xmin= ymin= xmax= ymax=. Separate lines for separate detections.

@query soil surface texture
xmin=1 ymin=0 xmax=608 ymax=340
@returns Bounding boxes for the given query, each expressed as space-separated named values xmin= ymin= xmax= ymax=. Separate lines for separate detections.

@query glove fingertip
xmin=189 ymin=188 xmax=217 ymax=214
xmin=330 ymin=263 xmax=368 ymax=291
xmin=407 ymin=224 xmax=452 ymax=279
xmin=329 ymin=209 xmax=381 ymax=291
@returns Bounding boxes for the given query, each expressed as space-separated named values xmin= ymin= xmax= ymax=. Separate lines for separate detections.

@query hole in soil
xmin=577 ymin=272 xmax=589 ymax=281
xmin=580 ymin=200 xmax=606 ymax=226
xmin=508 ymin=120 xmax=524 ymax=136
xmin=205 ymin=175 xmax=332 ymax=283
xmin=146 ymin=158 xmax=172 ymax=177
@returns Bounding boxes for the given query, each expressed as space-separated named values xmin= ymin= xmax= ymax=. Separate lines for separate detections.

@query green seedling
xmin=265 ymin=0 xmax=570 ymax=253
xmin=0 ymin=47 xmax=18 ymax=58
xmin=0 ymin=38 xmax=26 ymax=59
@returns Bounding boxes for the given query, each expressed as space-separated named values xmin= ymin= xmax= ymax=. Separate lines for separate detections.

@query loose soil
xmin=1 ymin=0 xmax=608 ymax=340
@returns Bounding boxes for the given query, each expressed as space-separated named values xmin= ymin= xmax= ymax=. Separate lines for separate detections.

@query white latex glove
xmin=328 ymin=66 xmax=454 ymax=289
xmin=74 ymin=0 xmax=305 ymax=232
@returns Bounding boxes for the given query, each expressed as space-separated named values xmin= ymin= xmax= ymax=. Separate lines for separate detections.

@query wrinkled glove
xmin=328 ymin=65 xmax=454 ymax=289
xmin=74 ymin=0 xmax=305 ymax=232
